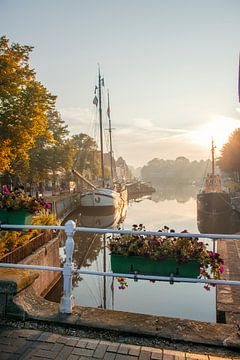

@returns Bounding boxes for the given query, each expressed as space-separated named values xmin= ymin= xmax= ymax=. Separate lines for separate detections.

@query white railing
xmin=0 ymin=220 xmax=240 ymax=314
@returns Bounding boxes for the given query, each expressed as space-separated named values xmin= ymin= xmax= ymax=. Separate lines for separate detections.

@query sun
xmin=192 ymin=116 xmax=240 ymax=151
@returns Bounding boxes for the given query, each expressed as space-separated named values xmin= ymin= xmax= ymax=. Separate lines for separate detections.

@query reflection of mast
xmin=111 ymin=277 xmax=114 ymax=310
xmin=103 ymin=234 xmax=106 ymax=309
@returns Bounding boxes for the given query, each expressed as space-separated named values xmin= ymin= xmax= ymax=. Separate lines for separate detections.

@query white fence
xmin=0 ymin=220 xmax=240 ymax=314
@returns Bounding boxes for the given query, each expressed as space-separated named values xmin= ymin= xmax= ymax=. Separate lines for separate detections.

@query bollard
xmin=59 ymin=220 xmax=76 ymax=314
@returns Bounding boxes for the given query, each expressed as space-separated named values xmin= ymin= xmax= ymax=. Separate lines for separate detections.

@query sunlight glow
xmin=191 ymin=116 xmax=240 ymax=150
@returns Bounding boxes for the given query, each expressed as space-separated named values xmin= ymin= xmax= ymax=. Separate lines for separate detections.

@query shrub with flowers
xmin=0 ymin=185 xmax=51 ymax=213
xmin=0 ymin=210 xmax=59 ymax=258
xmin=108 ymin=224 xmax=224 ymax=290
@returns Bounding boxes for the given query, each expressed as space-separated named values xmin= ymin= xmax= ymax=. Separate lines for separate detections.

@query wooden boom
xmin=72 ymin=169 xmax=97 ymax=190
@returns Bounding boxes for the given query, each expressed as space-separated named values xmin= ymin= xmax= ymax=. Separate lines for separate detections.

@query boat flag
xmin=107 ymin=105 xmax=110 ymax=119
xmin=93 ymin=95 xmax=98 ymax=106
xmin=107 ymin=89 xmax=111 ymax=119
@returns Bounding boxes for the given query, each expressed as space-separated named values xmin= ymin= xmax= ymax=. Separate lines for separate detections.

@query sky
xmin=1 ymin=0 xmax=240 ymax=167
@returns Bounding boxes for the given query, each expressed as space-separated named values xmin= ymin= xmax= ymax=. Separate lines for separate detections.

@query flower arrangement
xmin=0 ymin=185 xmax=51 ymax=213
xmin=109 ymin=224 xmax=224 ymax=290
xmin=0 ymin=210 xmax=59 ymax=258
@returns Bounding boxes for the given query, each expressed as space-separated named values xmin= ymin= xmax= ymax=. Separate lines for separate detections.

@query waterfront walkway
xmin=0 ymin=327 xmax=238 ymax=360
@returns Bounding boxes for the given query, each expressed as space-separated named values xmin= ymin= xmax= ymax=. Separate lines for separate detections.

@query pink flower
xmin=2 ymin=185 xmax=10 ymax=194
xmin=44 ymin=202 xmax=51 ymax=209
xmin=219 ymin=266 xmax=224 ymax=274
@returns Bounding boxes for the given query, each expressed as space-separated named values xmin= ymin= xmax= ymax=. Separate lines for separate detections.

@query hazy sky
xmin=1 ymin=0 xmax=240 ymax=167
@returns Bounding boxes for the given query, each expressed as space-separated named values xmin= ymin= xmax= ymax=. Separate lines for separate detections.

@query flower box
xmin=0 ymin=209 xmax=33 ymax=225
xmin=110 ymin=254 xmax=201 ymax=278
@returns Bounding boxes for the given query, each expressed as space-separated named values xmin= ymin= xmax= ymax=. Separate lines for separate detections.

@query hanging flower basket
xmin=111 ymin=254 xmax=200 ymax=278
xmin=0 ymin=185 xmax=51 ymax=227
xmin=108 ymin=224 xmax=224 ymax=290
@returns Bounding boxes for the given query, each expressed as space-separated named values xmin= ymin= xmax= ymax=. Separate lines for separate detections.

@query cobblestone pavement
xmin=0 ymin=328 xmax=239 ymax=360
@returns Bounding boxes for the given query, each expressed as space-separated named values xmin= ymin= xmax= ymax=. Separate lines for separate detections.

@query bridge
xmin=0 ymin=221 xmax=239 ymax=358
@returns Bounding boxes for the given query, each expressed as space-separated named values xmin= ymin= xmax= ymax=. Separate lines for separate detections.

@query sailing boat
xmin=79 ymin=68 xmax=128 ymax=210
xmin=197 ymin=139 xmax=232 ymax=233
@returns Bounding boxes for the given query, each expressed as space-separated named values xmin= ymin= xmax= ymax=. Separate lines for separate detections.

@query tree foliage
xmin=71 ymin=133 xmax=101 ymax=178
xmin=0 ymin=36 xmax=56 ymax=172
xmin=141 ymin=157 xmax=210 ymax=185
xmin=218 ymin=128 xmax=240 ymax=181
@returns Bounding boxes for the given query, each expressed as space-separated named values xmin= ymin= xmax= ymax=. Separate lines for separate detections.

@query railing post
xmin=59 ymin=220 xmax=76 ymax=314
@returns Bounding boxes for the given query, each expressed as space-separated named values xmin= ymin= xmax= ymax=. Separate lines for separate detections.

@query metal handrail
xmin=0 ymin=220 xmax=240 ymax=314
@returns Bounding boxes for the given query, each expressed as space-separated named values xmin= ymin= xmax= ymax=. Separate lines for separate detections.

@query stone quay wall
xmin=19 ymin=192 xmax=82 ymax=297
xmin=51 ymin=192 xmax=81 ymax=220
xmin=20 ymin=236 xmax=61 ymax=297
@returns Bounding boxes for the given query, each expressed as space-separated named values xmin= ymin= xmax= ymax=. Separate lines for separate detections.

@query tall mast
xmin=98 ymin=66 xmax=105 ymax=187
xmin=107 ymin=90 xmax=114 ymax=181
xmin=211 ymin=137 xmax=215 ymax=176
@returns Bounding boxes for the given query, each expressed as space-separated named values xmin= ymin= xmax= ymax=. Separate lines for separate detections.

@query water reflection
xmin=46 ymin=205 xmax=126 ymax=304
xmin=151 ymin=185 xmax=197 ymax=203
xmin=48 ymin=186 xmax=218 ymax=322
xmin=79 ymin=205 xmax=127 ymax=229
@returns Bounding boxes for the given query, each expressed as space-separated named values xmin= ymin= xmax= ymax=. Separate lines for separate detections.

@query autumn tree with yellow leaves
xmin=0 ymin=36 xmax=56 ymax=173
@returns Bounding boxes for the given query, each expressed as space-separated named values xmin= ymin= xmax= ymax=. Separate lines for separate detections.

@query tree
xmin=218 ymin=128 xmax=240 ymax=181
xmin=0 ymin=36 xmax=56 ymax=172
xmin=71 ymin=133 xmax=100 ymax=179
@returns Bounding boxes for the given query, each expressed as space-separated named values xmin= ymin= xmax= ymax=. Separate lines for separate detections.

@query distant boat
xmin=79 ymin=67 xmax=127 ymax=210
xmin=197 ymin=139 xmax=232 ymax=234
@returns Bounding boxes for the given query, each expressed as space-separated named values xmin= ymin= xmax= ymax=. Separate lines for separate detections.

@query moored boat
xmin=197 ymin=139 xmax=232 ymax=234
xmin=79 ymin=67 xmax=127 ymax=210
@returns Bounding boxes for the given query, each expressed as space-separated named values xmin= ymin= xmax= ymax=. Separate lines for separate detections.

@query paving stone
xmin=186 ymin=353 xmax=208 ymax=360
xmin=71 ymin=347 xmax=94 ymax=357
xmin=37 ymin=342 xmax=55 ymax=351
xmin=162 ymin=354 xmax=174 ymax=360
xmin=118 ymin=343 xmax=130 ymax=354
xmin=163 ymin=349 xmax=185 ymax=360
xmin=93 ymin=343 xmax=108 ymax=358
xmin=103 ymin=352 xmax=117 ymax=360
xmin=29 ymin=349 xmax=58 ymax=359
xmin=36 ymin=332 xmax=53 ymax=342
xmin=209 ymin=357 xmax=232 ymax=360
xmin=142 ymin=347 xmax=156 ymax=353
xmin=54 ymin=345 xmax=73 ymax=360
xmin=86 ymin=339 xmax=99 ymax=350
xmin=115 ymin=355 xmax=137 ymax=360
xmin=65 ymin=338 xmax=79 ymax=347
xmin=139 ymin=350 xmax=152 ymax=360
xmin=127 ymin=344 xmax=141 ymax=357
xmin=107 ymin=342 xmax=120 ymax=353
xmin=151 ymin=351 xmax=163 ymax=360
xmin=0 ymin=354 xmax=11 ymax=360
xmin=0 ymin=337 xmax=12 ymax=345
xmin=75 ymin=339 xmax=88 ymax=348
xmin=67 ymin=355 xmax=80 ymax=360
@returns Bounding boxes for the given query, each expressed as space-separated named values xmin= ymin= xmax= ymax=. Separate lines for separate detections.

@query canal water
xmin=53 ymin=184 xmax=217 ymax=323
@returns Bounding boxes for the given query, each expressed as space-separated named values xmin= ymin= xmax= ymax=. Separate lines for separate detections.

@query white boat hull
xmin=80 ymin=188 xmax=127 ymax=209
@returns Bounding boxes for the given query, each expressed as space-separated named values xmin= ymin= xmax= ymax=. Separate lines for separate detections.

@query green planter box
xmin=111 ymin=254 xmax=200 ymax=278
xmin=0 ymin=209 xmax=33 ymax=226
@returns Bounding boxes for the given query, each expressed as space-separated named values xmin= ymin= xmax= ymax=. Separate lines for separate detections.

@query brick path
xmin=0 ymin=328 xmax=237 ymax=360
xmin=217 ymin=238 xmax=240 ymax=324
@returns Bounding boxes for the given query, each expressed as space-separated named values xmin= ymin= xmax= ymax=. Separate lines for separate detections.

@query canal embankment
xmin=0 ymin=267 xmax=240 ymax=352
xmin=0 ymin=191 xmax=81 ymax=300
xmin=217 ymin=237 xmax=240 ymax=325
xmin=1 ymin=192 xmax=240 ymax=352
